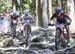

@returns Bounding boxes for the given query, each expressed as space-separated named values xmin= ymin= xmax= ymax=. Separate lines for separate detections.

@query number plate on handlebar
xmin=55 ymin=24 xmax=64 ymax=28
xmin=13 ymin=20 xmax=17 ymax=23
xmin=23 ymin=20 xmax=30 ymax=25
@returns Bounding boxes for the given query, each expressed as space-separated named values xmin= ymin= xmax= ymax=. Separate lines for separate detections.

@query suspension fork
xmin=59 ymin=27 xmax=66 ymax=44
xmin=25 ymin=25 xmax=30 ymax=47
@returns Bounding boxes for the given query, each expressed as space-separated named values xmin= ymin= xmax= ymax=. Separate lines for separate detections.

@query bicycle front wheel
xmin=24 ymin=26 xmax=30 ymax=48
xmin=55 ymin=30 xmax=61 ymax=50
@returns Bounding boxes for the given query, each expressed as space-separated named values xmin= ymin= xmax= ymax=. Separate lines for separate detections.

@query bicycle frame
xmin=55 ymin=24 xmax=67 ymax=50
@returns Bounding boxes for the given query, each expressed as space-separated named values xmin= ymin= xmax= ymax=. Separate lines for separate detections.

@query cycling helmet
xmin=10 ymin=10 xmax=19 ymax=17
xmin=24 ymin=9 xmax=29 ymax=14
xmin=55 ymin=7 xmax=62 ymax=13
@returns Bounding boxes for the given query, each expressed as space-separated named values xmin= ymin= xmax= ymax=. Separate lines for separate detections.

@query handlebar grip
xmin=48 ymin=23 xmax=54 ymax=26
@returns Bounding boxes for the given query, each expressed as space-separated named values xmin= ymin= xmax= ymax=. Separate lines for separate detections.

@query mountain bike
xmin=22 ymin=20 xmax=31 ymax=48
xmin=49 ymin=23 xmax=70 ymax=50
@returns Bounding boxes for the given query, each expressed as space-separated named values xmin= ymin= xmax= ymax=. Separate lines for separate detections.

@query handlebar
xmin=48 ymin=23 xmax=54 ymax=26
xmin=48 ymin=22 xmax=71 ymax=26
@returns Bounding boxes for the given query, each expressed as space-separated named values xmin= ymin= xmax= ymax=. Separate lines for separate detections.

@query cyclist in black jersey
xmin=50 ymin=7 xmax=72 ymax=46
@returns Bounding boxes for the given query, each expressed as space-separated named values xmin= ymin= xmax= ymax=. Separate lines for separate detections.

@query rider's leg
xmin=65 ymin=25 xmax=70 ymax=42
xmin=28 ymin=24 xmax=31 ymax=33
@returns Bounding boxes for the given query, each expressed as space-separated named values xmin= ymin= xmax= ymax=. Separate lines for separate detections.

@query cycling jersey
xmin=11 ymin=16 xmax=19 ymax=20
xmin=21 ymin=13 xmax=33 ymax=23
xmin=51 ymin=13 xmax=70 ymax=24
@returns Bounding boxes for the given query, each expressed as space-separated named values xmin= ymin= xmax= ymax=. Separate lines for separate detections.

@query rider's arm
xmin=29 ymin=14 xmax=34 ymax=23
xmin=18 ymin=17 xmax=21 ymax=23
xmin=50 ymin=13 xmax=56 ymax=20
xmin=49 ymin=13 xmax=56 ymax=23
xmin=30 ymin=17 xmax=34 ymax=23
xmin=64 ymin=14 xmax=72 ymax=22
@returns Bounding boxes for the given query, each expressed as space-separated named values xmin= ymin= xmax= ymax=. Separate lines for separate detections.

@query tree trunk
xmin=67 ymin=0 xmax=75 ymax=22
xmin=41 ymin=0 xmax=48 ymax=28
xmin=38 ymin=0 xmax=42 ymax=26
xmin=19 ymin=0 xmax=22 ymax=13
xmin=12 ymin=0 xmax=16 ymax=11
xmin=35 ymin=0 xmax=48 ymax=28
xmin=67 ymin=0 xmax=75 ymax=32
xmin=47 ymin=0 xmax=52 ymax=23
xmin=12 ymin=0 xmax=21 ymax=11
xmin=56 ymin=0 xmax=61 ymax=7
xmin=35 ymin=0 xmax=39 ymax=26
xmin=61 ymin=0 xmax=66 ymax=11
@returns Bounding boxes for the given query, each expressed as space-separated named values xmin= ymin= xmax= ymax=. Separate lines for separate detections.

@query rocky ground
xmin=0 ymin=26 xmax=75 ymax=54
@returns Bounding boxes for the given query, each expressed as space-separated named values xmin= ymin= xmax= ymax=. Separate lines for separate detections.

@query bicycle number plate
xmin=13 ymin=20 xmax=17 ymax=23
xmin=55 ymin=24 xmax=64 ymax=28
xmin=23 ymin=20 xmax=30 ymax=25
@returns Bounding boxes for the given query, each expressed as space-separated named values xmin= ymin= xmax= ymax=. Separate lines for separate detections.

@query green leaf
xmin=23 ymin=4 xmax=30 ymax=9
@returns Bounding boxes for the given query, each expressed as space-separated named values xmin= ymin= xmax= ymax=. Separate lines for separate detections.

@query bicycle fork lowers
xmin=55 ymin=27 xmax=66 ymax=50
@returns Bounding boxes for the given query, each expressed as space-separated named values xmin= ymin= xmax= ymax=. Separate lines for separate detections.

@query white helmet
xmin=24 ymin=9 xmax=29 ymax=14
xmin=10 ymin=10 xmax=19 ymax=17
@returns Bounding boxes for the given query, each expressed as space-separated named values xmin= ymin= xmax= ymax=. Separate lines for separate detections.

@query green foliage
xmin=0 ymin=0 xmax=35 ymax=14
xmin=0 ymin=0 xmax=12 ymax=13
xmin=22 ymin=0 xmax=35 ymax=14
xmin=52 ymin=0 xmax=67 ymax=12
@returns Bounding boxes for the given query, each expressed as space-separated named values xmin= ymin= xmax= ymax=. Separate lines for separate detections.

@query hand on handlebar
xmin=48 ymin=23 xmax=54 ymax=26
xmin=66 ymin=22 xmax=71 ymax=25
xmin=67 ymin=19 xmax=72 ymax=25
xmin=30 ymin=21 xmax=34 ymax=23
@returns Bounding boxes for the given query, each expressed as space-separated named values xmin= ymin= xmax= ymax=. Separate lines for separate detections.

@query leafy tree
xmin=21 ymin=0 xmax=35 ymax=14
xmin=0 ymin=0 xmax=12 ymax=13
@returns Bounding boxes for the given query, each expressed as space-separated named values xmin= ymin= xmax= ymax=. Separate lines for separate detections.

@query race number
xmin=13 ymin=20 xmax=17 ymax=23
